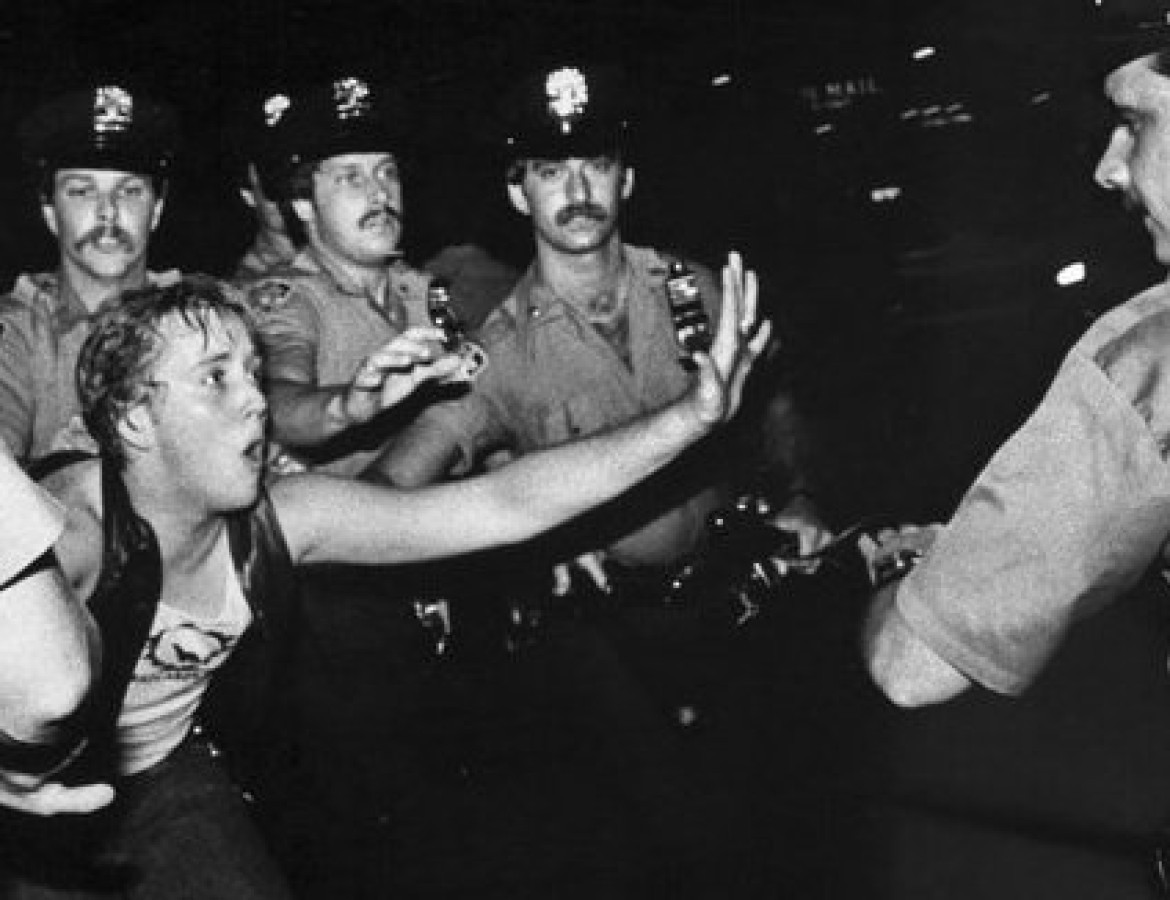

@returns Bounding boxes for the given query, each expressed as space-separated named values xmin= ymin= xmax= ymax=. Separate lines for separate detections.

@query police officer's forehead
xmin=524 ymin=154 xmax=622 ymax=167
xmin=316 ymin=151 xmax=397 ymax=170
xmin=53 ymin=167 xmax=151 ymax=181
xmin=1105 ymin=52 xmax=1170 ymax=105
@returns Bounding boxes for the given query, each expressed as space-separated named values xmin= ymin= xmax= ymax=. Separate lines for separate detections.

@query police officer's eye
xmin=63 ymin=184 xmax=95 ymax=199
xmin=589 ymin=157 xmax=616 ymax=173
xmin=120 ymin=182 xmax=147 ymax=199
xmin=203 ymin=367 xmax=228 ymax=388
xmin=535 ymin=164 xmax=563 ymax=180
xmin=337 ymin=170 xmax=364 ymax=187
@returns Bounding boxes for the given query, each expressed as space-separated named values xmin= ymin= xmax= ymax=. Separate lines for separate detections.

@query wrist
xmin=324 ymin=391 xmax=352 ymax=434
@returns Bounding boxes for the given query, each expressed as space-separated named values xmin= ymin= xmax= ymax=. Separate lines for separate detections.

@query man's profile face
xmin=1096 ymin=53 xmax=1170 ymax=265
xmin=296 ymin=151 xmax=403 ymax=267
xmin=137 ymin=310 xmax=269 ymax=513
xmin=508 ymin=155 xmax=633 ymax=255
xmin=42 ymin=169 xmax=163 ymax=283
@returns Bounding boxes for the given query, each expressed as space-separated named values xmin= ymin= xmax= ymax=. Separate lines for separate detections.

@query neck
xmin=121 ymin=462 xmax=226 ymax=576
xmin=309 ymin=237 xmax=392 ymax=299
xmin=60 ymin=258 xmax=148 ymax=314
xmin=532 ymin=235 xmax=624 ymax=308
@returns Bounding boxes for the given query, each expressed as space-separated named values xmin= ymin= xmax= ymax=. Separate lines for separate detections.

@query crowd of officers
xmin=15 ymin=6 xmax=1170 ymax=897
xmin=0 ymin=63 xmax=825 ymax=898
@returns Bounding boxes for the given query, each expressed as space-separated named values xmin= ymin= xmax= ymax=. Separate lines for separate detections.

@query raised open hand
xmin=686 ymin=251 xmax=771 ymax=430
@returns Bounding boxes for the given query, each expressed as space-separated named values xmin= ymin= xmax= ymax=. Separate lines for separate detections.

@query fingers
xmin=0 ymin=780 xmax=115 ymax=816
xmin=351 ymin=327 xmax=460 ymax=393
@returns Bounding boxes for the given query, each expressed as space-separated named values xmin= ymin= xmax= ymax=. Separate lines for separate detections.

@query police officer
xmin=244 ymin=74 xmax=471 ymax=479
xmin=0 ymin=83 xmax=181 ymax=464
xmin=371 ymin=62 xmax=831 ymax=571
xmin=227 ymin=88 xmax=309 ymax=284
xmin=367 ymin=62 xmax=829 ymax=893
xmin=239 ymin=74 xmax=486 ymax=895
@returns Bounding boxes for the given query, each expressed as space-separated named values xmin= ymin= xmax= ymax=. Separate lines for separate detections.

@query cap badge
xmin=333 ymin=76 xmax=372 ymax=121
xmin=545 ymin=67 xmax=589 ymax=134
xmin=93 ymin=86 xmax=134 ymax=134
xmin=263 ymin=93 xmax=291 ymax=127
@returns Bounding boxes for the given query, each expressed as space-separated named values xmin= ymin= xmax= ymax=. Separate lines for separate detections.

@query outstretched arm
xmin=276 ymin=252 xmax=771 ymax=566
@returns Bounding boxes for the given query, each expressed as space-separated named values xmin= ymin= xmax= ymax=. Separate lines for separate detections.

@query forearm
xmin=862 ymin=582 xmax=971 ymax=707
xmin=268 ymin=380 xmax=352 ymax=449
xmin=361 ymin=419 xmax=462 ymax=487
xmin=0 ymin=554 xmax=98 ymax=759
xmin=481 ymin=399 xmax=708 ymax=540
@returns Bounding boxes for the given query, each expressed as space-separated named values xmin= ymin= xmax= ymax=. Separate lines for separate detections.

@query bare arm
xmin=859 ymin=524 xmax=972 ymax=706
xmin=276 ymin=253 xmax=770 ymax=566
xmin=0 ymin=451 xmax=111 ymax=814
xmin=360 ymin=416 xmax=463 ymax=487
xmin=862 ymin=582 xmax=972 ymax=707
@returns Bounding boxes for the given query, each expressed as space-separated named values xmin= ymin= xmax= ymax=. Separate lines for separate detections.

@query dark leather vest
xmin=36 ymin=455 xmax=303 ymax=791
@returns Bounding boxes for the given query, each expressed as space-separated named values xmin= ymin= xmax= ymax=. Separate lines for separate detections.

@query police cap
xmin=1092 ymin=0 xmax=1170 ymax=77
xmin=228 ymin=87 xmax=299 ymax=196
xmin=19 ymin=85 xmax=179 ymax=181
xmin=501 ymin=63 xmax=630 ymax=162
xmin=264 ymin=75 xmax=410 ymax=201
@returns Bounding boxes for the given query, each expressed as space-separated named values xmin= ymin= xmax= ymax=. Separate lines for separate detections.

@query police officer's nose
xmin=1094 ymin=131 xmax=1129 ymax=191
xmin=96 ymin=192 xmax=119 ymax=224
xmin=565 ymin=167 xmax=592 ymax=203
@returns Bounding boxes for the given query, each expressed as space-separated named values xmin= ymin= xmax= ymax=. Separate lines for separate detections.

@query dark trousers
xmin=0 ymin=738 xmax=292 ymax=900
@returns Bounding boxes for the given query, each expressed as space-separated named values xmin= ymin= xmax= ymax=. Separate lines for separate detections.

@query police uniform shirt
xmin=452 ymin=244 xmax=728 ymax=567
xmin=247 ymin=246 xmax=483 ymax=478
xmin=896 ymin=279 xmax=1170 ymax=694
xmin=0 ymin=269 xmax=181 ymax=463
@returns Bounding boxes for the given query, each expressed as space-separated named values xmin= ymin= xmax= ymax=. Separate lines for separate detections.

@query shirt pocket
xmin=530 ymin=394 xmax=609 ymax=448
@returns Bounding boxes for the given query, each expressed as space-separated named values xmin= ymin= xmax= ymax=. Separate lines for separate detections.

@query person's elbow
xmin=865 ymin=650 xmax=969 ymax=708
xmin=862 ymin=588 xmax=972 ymax=708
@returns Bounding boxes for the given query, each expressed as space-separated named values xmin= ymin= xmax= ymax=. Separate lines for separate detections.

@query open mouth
xmin=243 ymin=437 xmax=267 ymax=466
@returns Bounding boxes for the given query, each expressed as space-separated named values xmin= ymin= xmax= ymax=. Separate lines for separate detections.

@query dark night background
xmin=7 ymin=1 xmax=1170 ymax=897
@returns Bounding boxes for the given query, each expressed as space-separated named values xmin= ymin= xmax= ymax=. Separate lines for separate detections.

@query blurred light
xmin=711 ymin=73 xmax=732 ymax=87
xmin=814 ymin=123 xmax=834 ymax=136
xmin=1030 ymin=91 xmax=1052 ymax=105
xmin=870 ymin=186 xmax=902 ymax=203
xmin=913 ymin=46 xmax=936 ymax=61
xmin=900 ymin=108 xmax=919 ymax=120
xmin=1055 ymin=262 xmax=1087 ymax=287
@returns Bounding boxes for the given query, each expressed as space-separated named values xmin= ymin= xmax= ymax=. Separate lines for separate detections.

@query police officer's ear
xmin=149 ymin=191 xmax=165 ymax=233
xmin=621 ymin=165 xmax=635 ymax=201
xmin=40 ymin=198 xmax=60 ymax=239
xmin=506 ymin=175 xmax=531 ymax=218
xmin=290 ymin=197 xmax=315 ymax=227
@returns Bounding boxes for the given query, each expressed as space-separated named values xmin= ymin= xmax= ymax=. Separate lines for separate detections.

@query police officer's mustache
xmin=75 ymin=224 xmax=134 ymax=253
xmin=556 ymin=203 xmax=608 ymax=226
xmin=359 ymin=206 xmax=401 ymax=228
